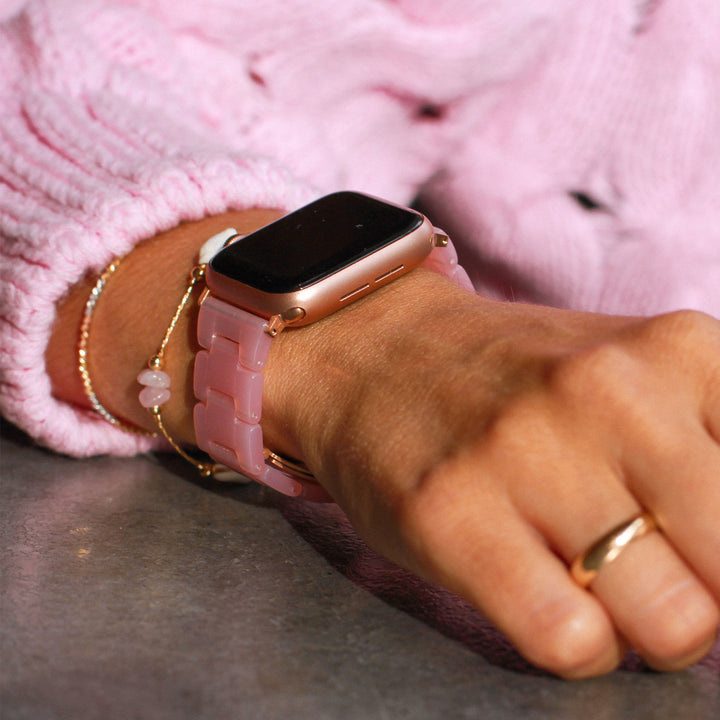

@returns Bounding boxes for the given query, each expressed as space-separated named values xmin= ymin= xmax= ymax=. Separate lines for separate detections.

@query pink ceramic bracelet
xmin=193 ymin=232 xmax=472 ymax=501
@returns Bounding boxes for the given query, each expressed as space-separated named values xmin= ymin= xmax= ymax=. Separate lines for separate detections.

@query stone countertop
xmin=1 ymin=426 xmax=718 ymax=720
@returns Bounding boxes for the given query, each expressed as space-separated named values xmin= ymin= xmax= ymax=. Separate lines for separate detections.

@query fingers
xmin=394 ymin=460 xmax=625 ymax=678
xmin=394 ymin=394 xmax=720 ymax=678
xmin=511 ymin=493 xmax=717 ymax=672
xmin=624 ymin=426 xmax=720 ymax=599
xmin=589 ymin=531 xmax=719 ymax=671
xmin=614 ymin=424 xmax=720 ymax=669
xmin=324 ymin=305 xmax=720 ymax=678
xmin=508 ymin=405 xmax=719 ymax=673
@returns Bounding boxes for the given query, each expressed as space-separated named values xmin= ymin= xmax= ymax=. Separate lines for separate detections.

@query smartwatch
xmin=193 ymin=191 xmax=472 ymax=500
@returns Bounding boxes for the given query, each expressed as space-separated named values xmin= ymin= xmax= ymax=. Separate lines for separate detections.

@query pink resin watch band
xmin=193 ymin=234 xmax=471 ymax=501
xmin=194 ymin=294 xmax=330 ymax=500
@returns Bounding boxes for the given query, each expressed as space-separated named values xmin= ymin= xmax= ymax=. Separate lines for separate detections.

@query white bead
xmin=137 ymin=368 xmax=171 ymax=388
xmin=139 ymin=386 xmax=171 ymax=408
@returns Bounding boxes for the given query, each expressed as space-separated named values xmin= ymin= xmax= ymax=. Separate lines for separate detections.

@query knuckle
xmin=393 ymin=470 xmax=455 ymax=546
xmin=391 ymin=455 xmax=496 ymax=566
xmin=544 ymin=310 xmax=720 ymax=408
xmin=549 ymin=343 xmax=634 ymax=405
xmin=482 ymin=399 xmax=542 ymax=452
xmin=640 ymin=309 xmax=718 ymax=348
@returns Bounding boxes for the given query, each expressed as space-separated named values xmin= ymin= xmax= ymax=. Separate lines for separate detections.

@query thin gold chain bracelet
xmin=78 ymin=259 xmax=156 ymax=436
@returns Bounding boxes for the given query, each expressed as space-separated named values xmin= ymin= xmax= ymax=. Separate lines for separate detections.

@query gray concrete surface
xmin=1 ymin=424 xmax=718 ymax=720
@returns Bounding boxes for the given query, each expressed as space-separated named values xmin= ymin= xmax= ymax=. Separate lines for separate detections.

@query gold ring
xmin=570 ymin=512 xmax=658 ymax=588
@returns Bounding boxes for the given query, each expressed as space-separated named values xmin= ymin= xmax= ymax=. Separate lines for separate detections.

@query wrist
xmin=260 ymin=267 xmax=479 ymax=474
xmin=47 ymin=209 xmax=285 ymax=442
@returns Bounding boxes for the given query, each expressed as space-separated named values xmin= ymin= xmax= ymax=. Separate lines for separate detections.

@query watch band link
xmin=194 ymin=294 xmax=330 ymax=500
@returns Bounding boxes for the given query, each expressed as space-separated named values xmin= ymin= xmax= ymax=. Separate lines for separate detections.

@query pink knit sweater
xmin=2 ymin=0 xmax=719 ymax=458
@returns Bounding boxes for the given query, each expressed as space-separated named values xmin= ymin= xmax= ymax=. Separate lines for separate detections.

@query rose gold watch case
xmin=203 ymin=214 xmax=437 ymax=330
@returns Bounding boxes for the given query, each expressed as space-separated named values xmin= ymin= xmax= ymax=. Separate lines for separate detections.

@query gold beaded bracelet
xmin=81 ymin=231 xmax=242 ymax=478
xmin=135 ymin=262 xmax=217 ymax=476
xmin=79 ymin=259 xmax=156 ymax=436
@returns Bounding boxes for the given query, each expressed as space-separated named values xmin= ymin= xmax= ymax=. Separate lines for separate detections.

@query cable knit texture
xmin=1 ymin=0 xmax=719 ymax=457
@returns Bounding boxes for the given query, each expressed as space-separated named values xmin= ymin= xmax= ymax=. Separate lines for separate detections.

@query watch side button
xmin=282 ymin=307 xmax=306 ymax=325
xmin=339 ymin=284 xmax=371 ymax=303
xmin=374 ymin=265 xmax=404 ymax=284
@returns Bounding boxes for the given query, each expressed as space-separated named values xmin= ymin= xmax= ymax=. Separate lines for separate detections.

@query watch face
xmin=210 ymin=191 xmax=423 ymax=293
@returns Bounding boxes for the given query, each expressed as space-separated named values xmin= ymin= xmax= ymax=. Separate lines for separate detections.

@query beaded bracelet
xmin=136 ymin=262 xmax=217 ymax=476
xmin=79 ymin=259 xmax=156 ymax=436
xmin=81 ymin=240 xmax=233 ymax=473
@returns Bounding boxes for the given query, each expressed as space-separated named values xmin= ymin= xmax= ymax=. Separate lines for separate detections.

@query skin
xmin=47 ymin=210 xmax=720 ymax=679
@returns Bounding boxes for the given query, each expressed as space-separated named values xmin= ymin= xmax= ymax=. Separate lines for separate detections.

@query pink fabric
xmin=1 ymin=0 xmax=719 ymax=457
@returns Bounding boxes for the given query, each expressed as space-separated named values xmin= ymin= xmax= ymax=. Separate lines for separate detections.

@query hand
xmin=48 ymin=215 xmax=719 ymax=678
xmin=265 ymin=268 xmax=720 ymax=678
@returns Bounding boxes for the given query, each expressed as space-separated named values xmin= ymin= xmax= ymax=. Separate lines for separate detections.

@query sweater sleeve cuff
xmin=0 ymin=91 xmax=314 ymax=457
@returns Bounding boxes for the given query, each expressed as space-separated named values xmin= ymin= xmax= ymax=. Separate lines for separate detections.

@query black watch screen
xmin=210 ymin=191 xmax=423 ymax=293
